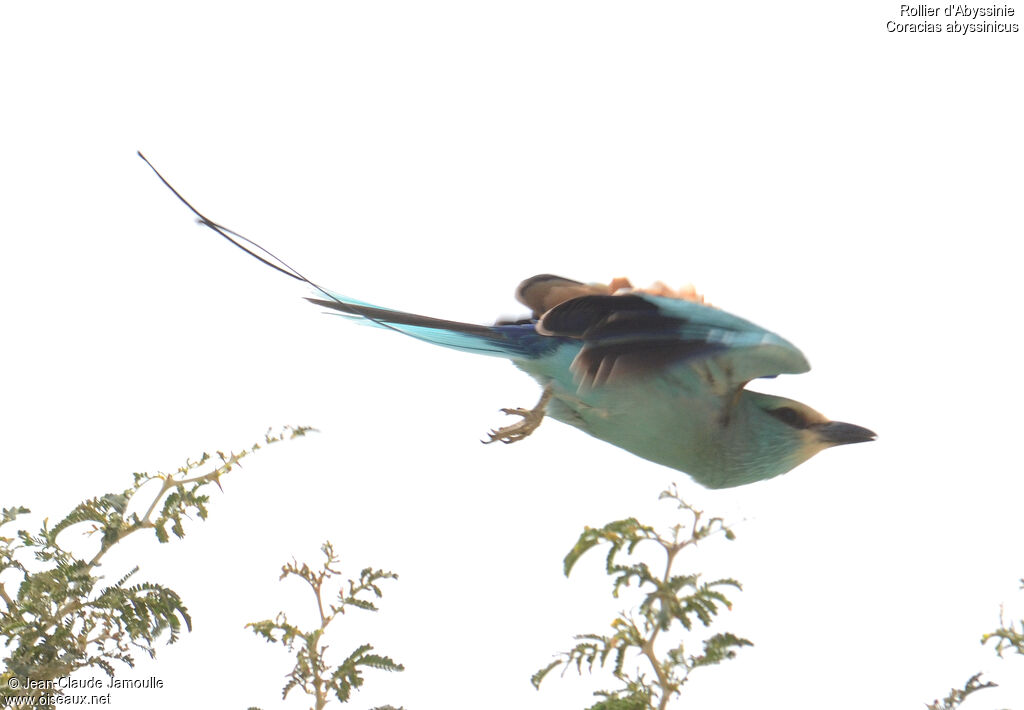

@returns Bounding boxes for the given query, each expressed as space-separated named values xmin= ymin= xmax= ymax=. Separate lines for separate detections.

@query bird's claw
xmin=484 ymin=409 xmax=544 ymax=444
xmin=482 ymin=385 xmax=553 ymax=445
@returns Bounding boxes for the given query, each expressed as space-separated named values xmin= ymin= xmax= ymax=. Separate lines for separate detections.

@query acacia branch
xmin=640 ymin=541 xmax=684 ymax=710
xmin=0 ymin=582 xmax=17 ymax=616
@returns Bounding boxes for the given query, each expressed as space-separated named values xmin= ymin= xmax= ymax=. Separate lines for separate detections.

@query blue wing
xmin=537 ymin=293 xmax=809 ymax=391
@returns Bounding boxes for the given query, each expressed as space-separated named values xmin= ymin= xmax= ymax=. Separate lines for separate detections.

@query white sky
xmin=2 ymin=2 xmax=1022 ymax=708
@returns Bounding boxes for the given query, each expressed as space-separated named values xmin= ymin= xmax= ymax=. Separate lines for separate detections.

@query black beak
xmin=813 ymin=421 xmax=877 ymax=446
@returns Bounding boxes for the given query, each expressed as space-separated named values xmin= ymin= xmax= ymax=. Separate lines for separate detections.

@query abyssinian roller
xmin=141 ymin=154 xmax=875 ymax=489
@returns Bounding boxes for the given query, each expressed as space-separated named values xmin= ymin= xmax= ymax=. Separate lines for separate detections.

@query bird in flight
xmin=141 ymin=153 xmax=875 ymax=489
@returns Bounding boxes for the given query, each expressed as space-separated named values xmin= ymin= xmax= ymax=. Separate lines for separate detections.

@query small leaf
xmin=531 ymin=659 xmax=563 ymax=689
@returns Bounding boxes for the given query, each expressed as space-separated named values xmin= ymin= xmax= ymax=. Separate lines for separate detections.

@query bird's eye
xmin=769 ymin=406 xmax=806 ymax=428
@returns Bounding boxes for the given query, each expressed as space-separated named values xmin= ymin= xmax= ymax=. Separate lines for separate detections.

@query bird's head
xmin=716 ymin=391 xmax=876 ymax=487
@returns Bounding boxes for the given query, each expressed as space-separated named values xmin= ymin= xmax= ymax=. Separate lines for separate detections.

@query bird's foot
xmin=483 ymin=386 xmax=553 ymax=445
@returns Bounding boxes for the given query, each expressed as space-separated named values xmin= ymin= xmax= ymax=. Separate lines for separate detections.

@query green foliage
xmin=982 ymin=578 xmax=1024 ymax=659
xmin=534 ymin=484 xmax=750 ymax=710
xmin=248 ymin=541 xmax=404 ymax=710
xmin=926 ymin=578 xmax=1024 ymax=708
xmin=924 ymin=673 xmax=998 ymax=710
xmin=0 ymin=426 xmax=313 ymax=699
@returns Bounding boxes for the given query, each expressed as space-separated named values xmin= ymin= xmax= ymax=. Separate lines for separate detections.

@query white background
xmin=2 ymin=2 xmax=1022 ymax=708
